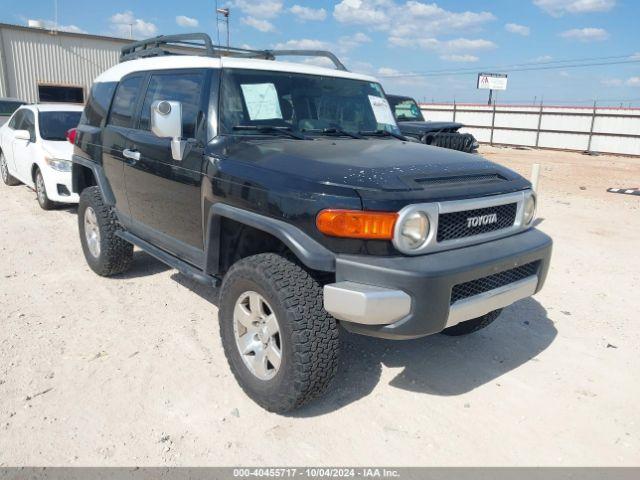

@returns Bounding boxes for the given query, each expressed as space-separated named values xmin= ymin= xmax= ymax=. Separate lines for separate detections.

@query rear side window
xmin=138 ymin=71 xmax=205 ymax=138
xmin=81 ymin=82 xmax=116 ymax=127
xmin=108 ymin=76 xmax=143 ymax=128
xmin=0 ymin=100 xmax=25 ymax=116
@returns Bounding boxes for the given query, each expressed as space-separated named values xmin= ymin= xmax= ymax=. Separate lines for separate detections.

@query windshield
xmin=219 ymin=69 xmax=400 ymax=136
xmin=38 ymin=111 xmax=82 ymax=141
xmin=389 ymin=97 xmax=424 ymax=122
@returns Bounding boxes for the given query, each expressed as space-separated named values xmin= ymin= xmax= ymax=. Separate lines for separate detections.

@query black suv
xmin=71 ymin=34 xmax=552 ymax=413
xmin=387 ymin=94 xmax=479 ymax=153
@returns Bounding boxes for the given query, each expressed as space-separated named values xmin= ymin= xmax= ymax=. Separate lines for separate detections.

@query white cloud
xmin=109 ymin=11 xmax=157 ymax=38
xmin=28 ymin=18 xmax=86 ymax=33
xmin=445 ymin=38 xmax=495 ymax=51
xmin=441 ymin=54 xmax=479 ymax=62
xmin=389 ymin=36 xmax=495 ymax=52
xmin=627 ymin=77 xmax=640 ymax=87
xmin=631 ymin=52 xmax=640 ymax=60
xmin=559 ymin=71 xmax=570 ymax=77
xmin=601 ymin=78 xmax=623 ymax=87
xmin=242 ymin=16 xmax=276 ymax=32
xmin=176 ymin=15 xmax=198 ymax=28
xmin=338 ymin=32 xmax=371 ymax=50
xmin=274 ymin=38 xmax=331 ymax=50
xmin=231 ymin=0 xmax=283 ymax=18
xmin=333 ymin=1 xmax=495 ymax=36
xmin=289 ymin=5 xmax=327 ymax=21
xmin=505 ymin=23 xmax=530 ymax=35
xmin=377 ymin=67 xmax=429 ymax=86
xmin=560 ymin=27 xmax=609 ymax=42
xmin=534 ymin=0 xmax=615 ymax=17
xmin=533 ymin=55 xmax=553 ymax=62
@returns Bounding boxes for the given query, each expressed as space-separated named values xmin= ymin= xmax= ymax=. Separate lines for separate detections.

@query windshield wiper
xmin=232 ymin=125 xmax=307 ymax=140
xmin=301 ymin=127 xmax=364 ymax=140
xmin=358 ymin=129 xmax=408 ymax=141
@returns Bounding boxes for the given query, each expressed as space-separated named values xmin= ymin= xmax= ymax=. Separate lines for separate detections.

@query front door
xmin=12 ymin=109 xmax=37 ymax=185
xmin=123 ymin=69 xmax=210 ymax=266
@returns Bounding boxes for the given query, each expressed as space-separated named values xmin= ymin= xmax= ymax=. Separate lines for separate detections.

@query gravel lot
xmin=0 ymin=146 xmax=638 ymax=466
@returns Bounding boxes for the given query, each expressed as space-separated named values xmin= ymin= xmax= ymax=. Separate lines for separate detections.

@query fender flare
xmin=204 ymin=203 xmax=336 ymax=275
xmin=72 ymin=154 xmax=116 ymax=205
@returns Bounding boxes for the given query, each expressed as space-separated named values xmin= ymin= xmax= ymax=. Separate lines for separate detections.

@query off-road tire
xmin=78 ymin=186 xmax=133 ymax=276
xmin=218 ymin=253 xmax=340 ymax=413
xmin=0 ymin=152 xmax=20 ymax=186
xmin=35 ymin=168 xmax=55 ymax=210
xmin=441 ymin=309 xmax=502 ymax=336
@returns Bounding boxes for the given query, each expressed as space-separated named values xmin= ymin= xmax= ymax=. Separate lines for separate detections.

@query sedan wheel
xmin=83 ymin=206 xmax=101 ymax=258
xmin=35 ymin=169 xmax=54 ymax=209
xmin=0 ymin=152 xmax=19 ymax=186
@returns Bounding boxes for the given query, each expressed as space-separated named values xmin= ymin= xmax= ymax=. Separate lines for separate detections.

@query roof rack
xmin=120 ymin=32 xmax=348 ymax=71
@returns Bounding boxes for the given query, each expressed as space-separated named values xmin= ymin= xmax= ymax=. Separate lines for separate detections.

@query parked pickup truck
xmin=387 ymin=94 xmax=479 ymax=153
xmin=71 ymin=34 xmax=552 ymax=413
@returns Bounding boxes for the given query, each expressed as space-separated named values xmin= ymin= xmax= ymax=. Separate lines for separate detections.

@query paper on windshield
xmin=368 ymin=95 xmax=396 ymax=126
xmin=240 ymin=83 xmax=282 ymax=120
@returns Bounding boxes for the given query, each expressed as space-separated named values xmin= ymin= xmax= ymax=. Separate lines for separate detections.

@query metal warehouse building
xmin=0 ymin=23 xmax=129 ymax=104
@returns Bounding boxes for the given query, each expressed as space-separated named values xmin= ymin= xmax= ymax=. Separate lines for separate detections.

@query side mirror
xmin=14 ymin=129 xmax=31 ymax=141
xmin=151 ymin=100 xmax=185 ymax=161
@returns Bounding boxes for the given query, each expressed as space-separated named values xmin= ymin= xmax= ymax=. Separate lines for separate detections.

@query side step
xmin=117 ymin=231 xmax=221 ymax=287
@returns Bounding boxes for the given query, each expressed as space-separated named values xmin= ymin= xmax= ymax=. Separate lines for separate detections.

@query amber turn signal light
xmin=316 ymin=209 xmax=398 ymax=240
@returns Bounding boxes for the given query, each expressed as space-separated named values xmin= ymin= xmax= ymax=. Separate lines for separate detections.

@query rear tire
xmin=35 ymin=168 xmax=55 ymax=210
xmin=441 ymin=309 xmax=502 ymax=336
xmin=0 ymin=152 xmax=20 ymax=186
xmin=218 ymin=253 xmax=340 ymax=413
xmin=78 ymin=186 xmax=133 ymax=276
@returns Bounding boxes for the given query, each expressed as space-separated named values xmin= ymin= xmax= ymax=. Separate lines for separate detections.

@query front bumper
xmin=42 ymin=167 xmax=78 ymax=204
xmin=323 ymin=228 xmax=552 ymax=339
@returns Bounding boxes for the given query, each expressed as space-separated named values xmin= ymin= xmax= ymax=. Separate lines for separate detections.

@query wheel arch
xmin=204 ymin=203 xmax=336 ymax=277
xmin=71 ymin=155 xmax=115 ymax=205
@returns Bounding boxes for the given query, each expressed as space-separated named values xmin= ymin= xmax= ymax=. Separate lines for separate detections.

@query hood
xmin=397 ymin=120 xmax=464 ymax=136
xmin=213 ymin=136 xmax=530 ymax=207
xmin=41 ymin=139 xmax=73 ymax=160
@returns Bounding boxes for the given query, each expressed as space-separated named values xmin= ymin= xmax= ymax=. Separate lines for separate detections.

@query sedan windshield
xmin=219 ymin=69 xmax=400 ymax=137
xmin=38 ymin=111 xmax=82 ymax=141
xmin=388 ymin=97 xmax=425 ymax=122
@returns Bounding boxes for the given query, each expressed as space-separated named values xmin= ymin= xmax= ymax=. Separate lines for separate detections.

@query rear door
xmin=102 ymin=74 xmax=146 ymax=219
xmin=123 ymin=69 xmax=211 ymax=265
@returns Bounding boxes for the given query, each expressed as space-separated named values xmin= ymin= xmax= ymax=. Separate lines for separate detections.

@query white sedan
xmin=0 ymin=103 xmax=83 ymax=209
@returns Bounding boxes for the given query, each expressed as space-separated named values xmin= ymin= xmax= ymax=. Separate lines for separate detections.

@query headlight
xmin=44 ymin=157 xmax=72 ymax=172
xmin=398 ymin=211 xmax=430 ymax=250
xmin=523 ymin=193 xmax=536 ymax=225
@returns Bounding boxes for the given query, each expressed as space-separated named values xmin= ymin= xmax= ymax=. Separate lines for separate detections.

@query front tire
xmin=0 ymin=152 xmax=20 ymax=186
xmin=35 ymin=168 xmax=55 ymax=210
xmin=218 ymin=253 xmax=340 ymax=413
xmin=441 ymin=309 xmax=502 ymax=336
xmin=78 ymin=186 xmax=133 ymax=276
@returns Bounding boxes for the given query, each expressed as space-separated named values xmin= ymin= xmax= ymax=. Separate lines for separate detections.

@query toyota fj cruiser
xmin=71 ymin=34 xmax=552 ymax=413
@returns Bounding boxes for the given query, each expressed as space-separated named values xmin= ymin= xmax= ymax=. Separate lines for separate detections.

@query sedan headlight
xmin=398 ymin=211 xmax=430 ymax=250
xmin=44 ymin=157 xmax=72 ymax=172
xmin=523 ymin=193 xmax=536 ymax=225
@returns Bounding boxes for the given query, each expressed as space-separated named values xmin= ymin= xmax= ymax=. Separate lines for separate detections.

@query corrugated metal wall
xmin=0 ymin=24 xmax=127 ymax=103
xmin=421 ymin=103 xmax=640 ymax=156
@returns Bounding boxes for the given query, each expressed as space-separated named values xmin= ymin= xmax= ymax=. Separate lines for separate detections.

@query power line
xmin=379 ymin=56 xmax=640 ymax=78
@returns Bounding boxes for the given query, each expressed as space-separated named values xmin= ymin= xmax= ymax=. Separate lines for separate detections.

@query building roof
xmin=0 ymin=22 xmax=132 ymax=44
xmin=95 ymin=55 xmax=378 ymax=83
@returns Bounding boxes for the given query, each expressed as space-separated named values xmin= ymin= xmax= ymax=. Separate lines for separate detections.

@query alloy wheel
xmin=83 ymin=206 xmax=101 ymax=258
xmin=233 ymin=291 xmax=282 ymax=381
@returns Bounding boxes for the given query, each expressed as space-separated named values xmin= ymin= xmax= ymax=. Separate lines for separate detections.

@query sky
xmin=1 ymin=0 xmax=639 ymax=105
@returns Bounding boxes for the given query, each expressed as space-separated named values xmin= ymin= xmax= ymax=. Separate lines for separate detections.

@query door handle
xmin=122 ymin=149 xmax=141 ymax=161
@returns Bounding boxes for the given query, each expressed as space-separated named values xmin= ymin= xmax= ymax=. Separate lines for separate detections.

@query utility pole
xmin=216 ymin=7 xmax=230 ymax=47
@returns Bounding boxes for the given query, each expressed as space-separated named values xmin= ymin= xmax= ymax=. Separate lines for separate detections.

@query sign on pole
xmin=477 ymin=72 xmax=508 ymax=91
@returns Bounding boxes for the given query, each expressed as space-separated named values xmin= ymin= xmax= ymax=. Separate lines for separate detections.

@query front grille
xmin=414 ymin=173 xmax=506 ymax=187
xmin=450 ymin=261 xmax=539 ymax=305
xmin=437 ymin=203 xmax=517 ymax=242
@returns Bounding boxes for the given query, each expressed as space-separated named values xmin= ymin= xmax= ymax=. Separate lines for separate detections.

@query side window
xmin=108 ymin=76 xmax=143 ymax=128
xmin=139 ymin=71 xmax=205 ymax=138
xmin=8 ymin=110 xmax=23 ymax=130
xmin=22 ymin=110 xmax=36 ymax=139
xmin=81 ymin=82 xmax=117 ymax=127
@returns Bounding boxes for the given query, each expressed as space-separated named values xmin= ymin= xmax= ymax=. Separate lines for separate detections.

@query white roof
xmin=21 ymin=103 xmax=84 ymax=112
xmin=94 ymin=55 xmax=378 ymax=84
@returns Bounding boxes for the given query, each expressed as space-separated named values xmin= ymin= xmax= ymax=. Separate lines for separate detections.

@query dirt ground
xmin=0 ymin=146 xmax=639 ymax=466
